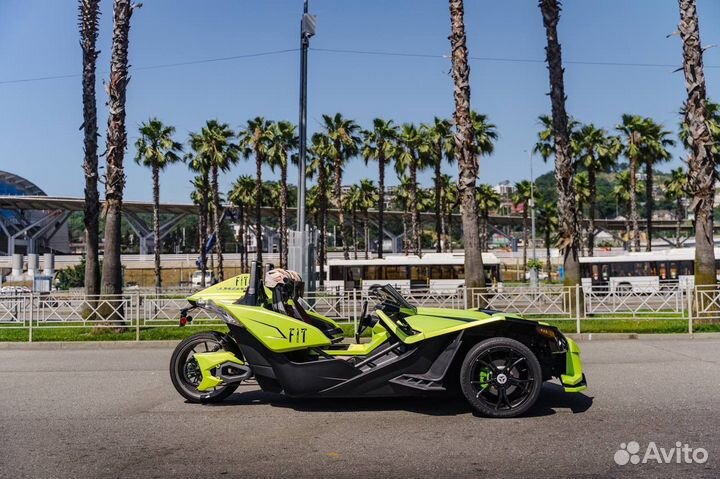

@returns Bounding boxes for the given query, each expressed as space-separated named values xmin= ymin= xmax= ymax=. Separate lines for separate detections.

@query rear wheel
xmin=170 ymin=331 xmax=239 ymax=403
xmin=460 ymin=337 xmax=542 ymax=418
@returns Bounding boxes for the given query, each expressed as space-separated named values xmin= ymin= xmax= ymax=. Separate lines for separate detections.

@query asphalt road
xmin=0 ymin=339 xmax=718 ymax=479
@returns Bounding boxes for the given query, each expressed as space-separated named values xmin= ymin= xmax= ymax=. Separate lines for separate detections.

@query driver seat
xmin=264 ymin=268 xmax=344 ymax=343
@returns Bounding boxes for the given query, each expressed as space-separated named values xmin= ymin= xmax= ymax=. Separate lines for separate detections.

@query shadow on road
xmin=204 ymin=382 xmax=593 ymax=418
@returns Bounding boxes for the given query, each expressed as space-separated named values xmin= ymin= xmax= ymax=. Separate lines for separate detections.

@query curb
xmin=1 ymin=333 xmax=720 ymax=349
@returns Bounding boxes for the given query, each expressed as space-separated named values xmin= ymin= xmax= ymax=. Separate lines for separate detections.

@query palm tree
xmin=615 ymin=114 xmax=647 ymax=252
xmin=538 ymin=0 xmax=581 ymax=292
xmin=187 ymin=140 xmax=210 ymax=287
xmin=393 ymin=176 xmax=413 ymax=254
xmin=469 ymin=111 xmax=499 ymax=160
xmin=321 ymin=113 xmax=361 ymax=260
xmin=613 ymin=170 xmax=645 ymax=249
xmin=449 ymin=0 xmax=485 ymax=292
xmin=101 ymin=0 xmax=138 ymax=324
xmin=641 ymin=120 xmax=675 ymax=251
xmin=228 ymin=175 xmax=256 ymax=273
xmin=664 ymin=167 xmax=689 ymax=247
xmin=537 ymin=200 xmax=558 ymax=275
xmin=357 ymin=179 xmax=379 ymax=259
xmin=342 ymin=185 xmax=361 ymax=260
xmin=134 ymin=118 xmax=183 ymax=290
xmin=79 ymin=0 xmax=101 ymax=300
xmin=238 ymin=117 xmax=274 ymax=265
xmin=307 ymin=133 xmax=334 ymax=285
xmin=475 ymin=184 xmax=501 ymax=252
xmin=573 ymin=124 xmax=621 ymax=256
xmin=193 ymin=120 xmax=238 ymax=281
xmin=267 ymin=121 xmax=299 ymax=268
xmin=361 ymin=118 xmax=398 ymax=259
xmin=573 ymin=171 xmax=591 ymax=255
xmin=397 ymin=123 xmax=430 ymax=256
xmin=678 ymin=0 xmax=717 ymax=289
xmin=511 ymin=180 xmax=534 ymax=280
xmin=420 ymin=118 xmax=455 ymax=253
xmin=442 ymin=179 xmax=460 ymax=252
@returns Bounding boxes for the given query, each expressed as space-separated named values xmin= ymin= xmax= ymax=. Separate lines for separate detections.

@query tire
xmin=460 ymin=337 xmax=543 ymax=418
xmin=170 ymin=331 xmax=239 ymax=403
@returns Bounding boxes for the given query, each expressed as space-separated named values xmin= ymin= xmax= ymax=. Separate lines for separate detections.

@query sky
xmin=0 ymin=0 xmax=718 ymax=203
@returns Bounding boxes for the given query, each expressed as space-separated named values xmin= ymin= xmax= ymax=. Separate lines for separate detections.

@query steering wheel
xmin=355 ymin=299 xmax=371 ymax=344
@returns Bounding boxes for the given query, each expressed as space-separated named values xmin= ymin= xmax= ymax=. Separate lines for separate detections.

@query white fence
xmin=1 ymin=284 xmax=718 ymax=341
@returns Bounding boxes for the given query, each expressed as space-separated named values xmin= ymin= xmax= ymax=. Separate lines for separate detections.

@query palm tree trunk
xmin=318 ymin=171 xmax=327 ymax=286
xmin=410 ymin=161 xmax=421 ymax=256
xmin=540 ymin=0 xmax=581 ymax=296
xmin=587 ymin=167 xmax=596 ymax=256
xmin=364 ymin=210 xmax=370 ymax=260
xmin=434 ymin=159 xmax=442 ymax=252
xmin=280 ymin=162 xmax=288 ymax=268
xmin=545 ymin=228 xmax=552 ymax=276
xmin=402 ymin=210 xmax=409 ymax=255
xmin=100 ymin=0 xmax=135 ymax=328
xmin=377 ymin=156 xmax=385 ymax=258
xmin=676 ymin=197 xmax=682 ymax=248
xmin=679 ymin=0 xmax=716 ymax=291
xmin=440 ymin=195 xmax=448 ymax=251
xmin=578 ymin=200 xmax=585 ymax=256
xmin=239 ymin=205 xmax=245 ymax=273
xmin=199 ymin=182 xmax=208 ymax=287
xmin=522 ymin=209 xmax=528 ymax=279
xmin=152 ymin=165 xmax=161 ymax=290
xmin=352 ymin=208 xmax=358 ymax=260
xmin=629 ymin=157 xmax=640 ymax=252
xmin=447 ymin=211 xmax=453 ymax=252
xmin=211 ymin=163 xmax=224 ymax=281
xmin=449 ymin=0 xmax=485 ymax=294
xmin=255 ymin=151 xmax=263 ymax=264
xmin=645 ymin=161 xmax=654 ymax=252
xmin=80 ymin=0 xmax=101 ymax=303
xmin=334 ymin=159 xmax=350 ymax=260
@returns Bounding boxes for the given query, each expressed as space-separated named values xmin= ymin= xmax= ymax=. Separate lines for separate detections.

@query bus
xmin=579 ymin=248 xmax=720 ymax=293
xmin=326 ymin=253 xmax=502 ymax=291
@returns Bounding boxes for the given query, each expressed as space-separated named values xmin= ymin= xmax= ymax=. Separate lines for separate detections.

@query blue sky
xmin=0 ymin=0 xmax=718 ymax=203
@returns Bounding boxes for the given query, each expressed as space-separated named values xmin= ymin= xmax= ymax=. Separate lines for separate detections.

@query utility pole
xmin=296 ymin=0 xmax=315 ymax=231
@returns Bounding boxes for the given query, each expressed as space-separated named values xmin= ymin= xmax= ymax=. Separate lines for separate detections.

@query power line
xmin=3 ymin=45 xmax=717 ymax=86
xmin=0 ymin=48 xmax=299 ymax=85
xmin=311 ymin=47 xmax=719 ymax=69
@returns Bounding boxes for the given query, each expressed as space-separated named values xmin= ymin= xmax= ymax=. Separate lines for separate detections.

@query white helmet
xmin=264 ymin=268 xmax=302 ymax=289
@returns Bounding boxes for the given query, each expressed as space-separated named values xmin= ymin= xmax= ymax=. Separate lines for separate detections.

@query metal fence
xmin=1 ymin=283 xmax=718 ymax=341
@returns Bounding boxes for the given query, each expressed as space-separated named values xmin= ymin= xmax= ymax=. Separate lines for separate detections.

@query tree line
xmin=77 ymin=0 xmax=717 ymax=309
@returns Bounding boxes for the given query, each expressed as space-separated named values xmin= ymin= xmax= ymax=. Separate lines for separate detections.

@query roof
xmin=578 ymin=248 xmax=720 ymax=263
xmin=0 ymin=171 xmax=46 ymax=196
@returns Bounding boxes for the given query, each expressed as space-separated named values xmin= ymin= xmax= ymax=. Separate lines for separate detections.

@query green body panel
xmin=378 ymin=310 xmax=507 ymax=344
xmin=322 ymin=323 xmax=390 ymax=356
xmin=187 ymin=274 xmax=250 ymax=305
xmin=561 ymin=338 xmax=587 ymax=392
xmin=193 ymin=351 xmax=245 ymax=392
xmin=415 ymin=307 xmax=493 ymax=321
xmin=219 ymin=303 xmax=332 ymax=352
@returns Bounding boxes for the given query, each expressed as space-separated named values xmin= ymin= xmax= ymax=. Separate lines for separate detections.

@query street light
xmin=296 ymin=0 xmax=316 ymax=232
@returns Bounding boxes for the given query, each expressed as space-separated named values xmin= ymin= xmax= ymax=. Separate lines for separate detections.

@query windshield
xmin=367 ymin=284 xmax=415 ymax=311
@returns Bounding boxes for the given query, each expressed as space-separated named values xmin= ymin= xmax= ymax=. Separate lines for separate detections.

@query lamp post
xmin=296 ymin=0 xmax=315 ymax=231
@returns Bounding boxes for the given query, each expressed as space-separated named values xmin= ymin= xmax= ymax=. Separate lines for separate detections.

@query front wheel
xmin=460 ymin=337 xmax=543 ymax=418
xmin=170 ymin=331 xmax=239 ymax=403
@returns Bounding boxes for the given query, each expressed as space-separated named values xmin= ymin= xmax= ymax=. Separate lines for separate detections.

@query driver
xmin=264 ymin=268 xmax=302 ymax=289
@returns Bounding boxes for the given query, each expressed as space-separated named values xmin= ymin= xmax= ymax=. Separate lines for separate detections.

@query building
xmin=0 ymin=171 xmax=70 ymax=255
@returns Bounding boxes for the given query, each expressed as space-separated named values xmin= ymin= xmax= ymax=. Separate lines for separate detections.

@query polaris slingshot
xmin=170 ymin=263 xmax=587 ymax=418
